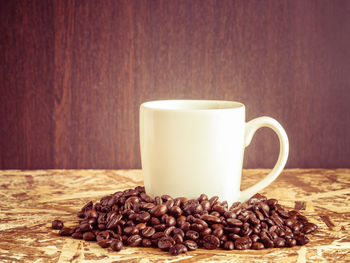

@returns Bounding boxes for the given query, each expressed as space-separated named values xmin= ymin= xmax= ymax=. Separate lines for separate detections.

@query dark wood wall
xmin=1 ymin=0 xmax=349 ymax=169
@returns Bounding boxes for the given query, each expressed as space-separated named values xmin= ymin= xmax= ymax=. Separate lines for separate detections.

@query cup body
xmin=140 ymin=100 xmax=246 ymax=204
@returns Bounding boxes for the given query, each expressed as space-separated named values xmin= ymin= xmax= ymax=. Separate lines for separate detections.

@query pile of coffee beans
xmin=52 ymin=186 xmax=317 ymax=256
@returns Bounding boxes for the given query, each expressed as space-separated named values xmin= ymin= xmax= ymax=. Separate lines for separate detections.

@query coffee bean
xmin=158 ymin=236 xmax=175 ymax=251
xmin=72 ymin=231 xmax=83 ymax=239
xmin=127 ymin=234 xmax=142 ymax=246
xmin=203 ymin=235 xmax=220 ymax=249
xmin=295 ymin=235 xmax=309 ymax=245
xmin=153 ymin=223 xmax=166 ymax=232
xmin=97 ymin=239 xmax=111 ymax=248
xmin=150 ymin=217 xmax=160 ymax=225
xmin=286 ymin=238 xmax=297 ymax=247
xmin=251 ymin=242 xmax=264 ymax=250
xmin=111 ymin=239 xmax=123 ymax=251
xmin=213 ymin=228 xmax=224 ymax=238
xmin=274 ymin=237 xmax=286 ymax=247
xmin=142 ymin=238 xmax=152 ymax=247
xmin=173 ymin=233 xmax=183 ymax=244
xmin=151 ymin=232 xmax=165 ymax=240
xmin=186 ymin=230 xmax=200 ymax=240
xmin=166 ymin=216 xmax=176 ymax=227
xmin=150 ymin=204 xmax=167 ymax=217
xmin=180 ymin=222 xmax=191 ymax=232
xmin=140 ymin=193 xmax=153 ymax=203
xmin=251 ymin=234 xmax=260 ymax=243
xmin=223 ymin=241 xmax=234 ymax=250
xmin=173 ymin=228 xmax=185 ymax=238
xmin=136 ymin=223 xmax=146 ymax=231
xmin=169 ymin=244 xmax=187 ymax=256
xmin=201 ymin=214 xmax=221 ymax=224
xmin=183 ymin=240 xmax=198 ymax=250
xmin=83 ymin=231 xmax=95 ymax=241
xmin=52 ymin=220 xmax=64 ymax=230
xmin=141 ymin=226 xmax=155 ymax=238
xmin=191 ymin=223 xmax=204 ymax=232
xmin=302 ymin=222 xmax=318 ymax=234
xmin=123 ymin=226 xmax=138 ymax=236
xmin=226 ymin=218 xmax=243 ymax=227
xmin=164 ymin=226 xmax=176 ymax=236
xmin=235 ymin=237 xmax=252 ymax=250
xmin=168 ymin=206 xmax=182 ymax=217
xmin=59 ymin=227 xmax=73 ymax=236
xmin=137 ymin=211 xmax=151 ymax=222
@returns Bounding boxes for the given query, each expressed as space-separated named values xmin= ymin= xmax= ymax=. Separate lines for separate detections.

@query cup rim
xmin=140 ymin=99 xmax=245 ymax=112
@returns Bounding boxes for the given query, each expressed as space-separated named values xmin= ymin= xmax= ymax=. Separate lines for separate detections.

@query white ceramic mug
xmin=140 ymin=100 xmax=289 ymax=204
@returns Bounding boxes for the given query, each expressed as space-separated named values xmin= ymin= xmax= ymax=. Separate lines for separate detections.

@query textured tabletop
xmin=0 ymin=169 xmax=349 ymax=262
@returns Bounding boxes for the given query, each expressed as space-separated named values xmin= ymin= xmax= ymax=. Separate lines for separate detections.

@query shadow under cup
xmin=140 ymin=100 xmax=247 ymax=205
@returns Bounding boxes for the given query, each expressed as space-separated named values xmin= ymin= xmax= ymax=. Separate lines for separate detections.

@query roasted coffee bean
xmin=140 ymin=192 xmax=153 ymax=203
xmin=106 ymin=214 xmax=122 ymax=229
xmin=229 ymin=233 xmax=241 ymax=240
xmin=177 ymin=216 xmax=186 ymax=226
xmin=286 ymin=238 xmax=297 ymax=247
xmin=168 ymin=206 xmax=182 ymax=217
xmin=191 ymin=223 xmax=204 ymax=232
xmin=186 ymin=230 xmax=200 ymax=240
xmin=173 ymin=233 xmax=184 ymax=244
xmin=201 ymin=200 xmax=211 ymax=211
xmin=111 ymin=239 xmax=123 ymax=251
xmin=164 ymin=226 xmax=176 ymax=236
xmin=295 ymin=235 xmax=309 ymax=245
xmin=169 ymin=244 xmax=187 ymax=256
xmin=213 ymin=228 xmax=224 ymax=238
xmin=251 ymin=242 xmax=264 ymax=250
xmin=161 ymin=195 xmax=173 ymax=202
xmin=235 ymin=236 xmax=252 ymax=250
xmin=262 ymin=237 xmax=274 ymax=248
xmin=201 ymin=214 xmax=221 ymax=223
xmin=172 ymin=228 xmax=185 ymax=238
xmin=209 ymin=196 xmax=219 ymax=207
xmin=166 ymin=199 xmax=174 ymax=209
xmin=142 ymin=238 xmax=152 ymax=247
xmin=83 ymin=231 xmax=96 ymax=241
xmin=86 ymin=209 xmax=98 ymax=219
xmin=212 ymin=204 xmax=227 ymax=214
xmin=141 ymin=226 xmax=155 ymax=238
xmin=223 ymin=211 xmax=236 ymax=219
xmin=210 ymin=211 xmax=221 ymax=217
xmin=226 ymin=218 xmax=243 ymax=227
xmin=59 ymin=227 xmax=73 ymax=236
xmin=150 ymin=204 xmax=167 ymax=217
xmin=166 ymin=216 xmax=176 ymax=227
xmin=155 ymin=196 xmax=162 ymax=205
xmin=137 ymin=211 xmax=151 ymax=222
xmin=259 ymin=202 xmax=270 ymax=217
xmin=97 ymin=239 xmax=111 ymax=248
xmin=158 ymin=236 xmax=175 ymax=251
xmin=127 ymin=234 xmax=142 ymax=246
xmin=223 ymin=241 xmax=234 ymax=250
xmin=203 ymin=235 xmax=220 ymax=249
xmin=200 ymin=227 xmax=212 ymax=237
xmin=274 ymin=237 xmax=286 ymax=247
xmin=72 ymin=231 xmax=83 ymax=239
xmin=136 ymin=223 xmax=146 ymax=231
xmin=183 ymin=239 xmax=198 ymax=250
xmin=151 ymin=232 xmax=165 ymax=240
xmin=302 ymin=223 xmax=318 ymax=234
xmin=123 ymin=226 xmax=138 ymax=236
xmin=52 ymin=220 xmax=64 ymax=230
xmin=251 ymin=234 xmax=260 ymax=243
xmin=154 ymin=224 xmax=166 ymax=232
xmin=150 ymin=217 xmax=160 ymax=225
xmin=180 ymin=222 xmax=191 ymax=232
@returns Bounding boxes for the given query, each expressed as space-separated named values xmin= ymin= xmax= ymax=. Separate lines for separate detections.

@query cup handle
xmin=238 ymin=116 xmax=289 ymax=202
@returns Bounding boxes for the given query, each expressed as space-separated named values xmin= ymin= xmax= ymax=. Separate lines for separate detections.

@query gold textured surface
xmin=0 ymin=169 xmax=349 ymax=262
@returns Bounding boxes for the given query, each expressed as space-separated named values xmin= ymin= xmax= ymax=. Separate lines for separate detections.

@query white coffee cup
xmin=140 ymin=100 xmax=289 ymax=204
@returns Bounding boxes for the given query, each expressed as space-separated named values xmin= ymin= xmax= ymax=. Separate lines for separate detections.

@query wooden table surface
xmin=0 ymin=169 xmax=349 ymax=262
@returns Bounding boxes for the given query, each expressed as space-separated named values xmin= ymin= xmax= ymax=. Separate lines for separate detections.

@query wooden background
xmin=1 ymin=0 xmax=349 ymax=169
